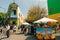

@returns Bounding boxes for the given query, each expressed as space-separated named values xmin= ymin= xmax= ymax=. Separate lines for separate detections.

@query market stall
xmin=36 ymin=28 xmax=56 ymax=40
xmin=22 ymin=22 xmax=31 ymax=34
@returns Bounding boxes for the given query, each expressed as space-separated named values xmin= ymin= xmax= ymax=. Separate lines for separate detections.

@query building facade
xmin=47 ymin=0 xmax=60 ymax=15
xmin=6 ymin=2 xmax=25 ymax=29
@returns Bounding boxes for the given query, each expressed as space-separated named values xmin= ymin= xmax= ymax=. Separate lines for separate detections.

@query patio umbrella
xmin=34 ymin=17 xmax=58 ymax=23
xmin=22 ymin=22 xmax=30 ymax=25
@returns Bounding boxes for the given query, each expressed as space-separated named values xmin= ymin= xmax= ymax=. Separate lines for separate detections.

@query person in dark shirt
xmin=31 ymin=25 xmax=34 ymax=35
xmin=0 ymin=26 xmax=3 ymax=33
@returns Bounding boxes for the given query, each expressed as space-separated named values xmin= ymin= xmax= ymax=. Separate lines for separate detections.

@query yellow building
xmin=48 ymin=13 xmax=60 ymax=24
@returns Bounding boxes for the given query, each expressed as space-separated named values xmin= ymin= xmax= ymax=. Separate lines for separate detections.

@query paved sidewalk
xmin=0 ymin=32 xmax=60 ymax=40
xmin=1 ymin=34 xmax=36 ymax=40
xmin=0 ymin=29 xmax=36 ymax=40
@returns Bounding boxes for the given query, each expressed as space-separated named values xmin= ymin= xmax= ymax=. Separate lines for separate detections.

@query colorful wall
xmin=47 ymin=0 xmax=60 ymax=15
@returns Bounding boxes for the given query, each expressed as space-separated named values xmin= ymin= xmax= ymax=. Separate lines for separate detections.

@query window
xmin=12 ymin=10 xmax=16 ymax=15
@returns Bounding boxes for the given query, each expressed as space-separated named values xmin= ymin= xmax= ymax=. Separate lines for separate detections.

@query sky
xmin=0 ymin=0 xmax=47 ymax=18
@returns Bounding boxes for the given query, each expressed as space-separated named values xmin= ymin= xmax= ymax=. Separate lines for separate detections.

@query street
xmin=0 ymin=33 xmax=36 ymax=40
xmin=0 ymin=29 xmax=60 ymax=40
xmin=0 ymin=33 xmax=60 ymax=40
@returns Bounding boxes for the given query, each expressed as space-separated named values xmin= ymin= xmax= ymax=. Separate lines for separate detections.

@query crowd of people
xmin=0 ymin=22 xmax=60 ymax=39
xmin=0 ymin=24 xmax=16 ymax=38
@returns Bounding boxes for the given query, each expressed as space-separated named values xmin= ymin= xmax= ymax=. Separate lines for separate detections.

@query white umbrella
xmin=34 ymin=17 xmax=58 ymax=23
xmin=22 ymin=22 xmax=30 ymax=25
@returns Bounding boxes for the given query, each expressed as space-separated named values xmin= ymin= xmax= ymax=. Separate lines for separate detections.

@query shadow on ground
xmin=25 ymin=36 xmax=34 ymax=40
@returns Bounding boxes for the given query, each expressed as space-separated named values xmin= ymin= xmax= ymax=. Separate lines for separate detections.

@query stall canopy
xmin=34 ymin=17 xmax=58 ymax=23
xmin=22 ymin=22 xmax=30 ymax=25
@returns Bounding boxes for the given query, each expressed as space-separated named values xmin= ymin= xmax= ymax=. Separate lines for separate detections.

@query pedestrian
xmin=13 ymin=25 xmax=16 ymax=33
xmin=6 ymin=24 xmax=10 ymax=38
xmin=24 ymin=25 xmax=28 ymax=35
xmin=21 ymin=25 xmax=24 ymax=33
xmin=0 ymin=26 xmax=3 ymax=33
xmin=31 ymin=25 xmax=34 ymax=35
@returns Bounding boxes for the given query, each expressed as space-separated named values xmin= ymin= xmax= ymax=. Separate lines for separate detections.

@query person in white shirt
xmin=6 ymin=24 xmax=10 ymax=38
xmin=13 ymin=25 xmax=16 ymax=33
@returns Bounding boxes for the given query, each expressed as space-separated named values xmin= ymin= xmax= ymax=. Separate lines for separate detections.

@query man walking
xmin=0 ymin=26 xmax=3 ymax=33
xmin=6 ymin=24 xmax=10 ymax=38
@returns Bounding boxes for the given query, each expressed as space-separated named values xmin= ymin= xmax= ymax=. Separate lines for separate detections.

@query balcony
xmin=7 ymin=15 xmax=17 ymax=18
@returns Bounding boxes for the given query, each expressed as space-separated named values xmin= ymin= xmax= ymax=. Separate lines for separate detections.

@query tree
xmin=0 ymin=12 xmax=6 ymax=25
xmin=26 ymin=6 xmax=47 ymax=22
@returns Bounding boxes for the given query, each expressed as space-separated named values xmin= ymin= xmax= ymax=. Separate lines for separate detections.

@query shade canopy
xmin=22 ymin=22 xmax=30 ymax=25
xmin=34 ymin=17 xmax=58 ymax=23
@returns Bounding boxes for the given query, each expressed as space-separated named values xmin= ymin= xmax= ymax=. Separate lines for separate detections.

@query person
xmin=24 ymin=26 xmax=26 ymax=34
xmin=10 ymin=25 xmax=13 ymax=30
xmin=21 ymin=25 xmax=24 ymax=33
xmin=13 ymin=25 xmax=16 ymax=33
xmin=6 ymin=24 xmax=10 ymax=38
xmin=56 ymin=22 xmax=59 ymax=30
xmin=59 ymin=24 xmax=60 ymax=28
xmin=0 ymin=26 xmax=3 ymax=33
xmin=31 ymin=25 xmax=34 ymax=35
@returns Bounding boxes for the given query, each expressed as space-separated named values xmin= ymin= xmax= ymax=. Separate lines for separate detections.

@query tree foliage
xmin=26 ymin=6 xmax=47 ymax=22
xmin=0 ymin=12 xmax=6 ymax=24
